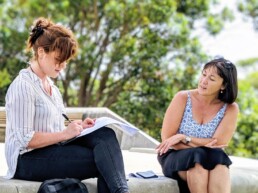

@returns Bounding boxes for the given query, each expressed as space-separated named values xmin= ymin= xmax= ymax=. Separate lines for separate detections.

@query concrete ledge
xmin=0 ymin=177 xmax=178 ymax=193
xmin=231 ymin=168 xmax=258 ymax=193
xmin=1 ymin=167 xmax=258 ymax=193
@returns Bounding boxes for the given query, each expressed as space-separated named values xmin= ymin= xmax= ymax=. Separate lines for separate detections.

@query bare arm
xmin=28 ymin=120 xmax=82 ymax=149
xmin=161 ymin=91 xmax=187 ymax=141
xmin=28 ymin=117 xmax=96 ymax=149
xmin=212 ymin=102 xmax=239 ymax=145
xmin=171 ymin=142 xmax=190 ymax=150
xmin=28 ymin=131 xmax=69 ymax=149
xmin=156 ymin=91 xmax=189 ymax=154
xmin=184 ymin=137 xmax=215 ymax=147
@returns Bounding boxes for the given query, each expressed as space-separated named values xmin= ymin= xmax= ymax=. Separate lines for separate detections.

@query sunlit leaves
xmin=206 ymin=15 xmax=224 ymax=34
xmin=227 ymin=80 xmax=258 ymax=158
xmin=238 ymin=0 xmax=258 ymax=30
xmin=0 ymin=69 xmax=11 ymax=88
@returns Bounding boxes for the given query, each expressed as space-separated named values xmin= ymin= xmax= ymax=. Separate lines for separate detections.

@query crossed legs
xmin=14 ymin=127 xmax=129 ymax=193
xmin=178 ymin=163 xmax=230 ymax=193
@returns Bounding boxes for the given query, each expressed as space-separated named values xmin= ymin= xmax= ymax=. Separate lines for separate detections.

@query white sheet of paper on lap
xmin=78 ymin=116 xmax=139 ymax=137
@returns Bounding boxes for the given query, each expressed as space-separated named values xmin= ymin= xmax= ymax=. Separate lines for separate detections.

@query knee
xmin=97 ymin=127 xmax=117 ymax=140
xmin=102 ymin=127 xmax=116 ymax=136
xmin=194 ymin=163 xmax=205 ymax=170
xmin=215 ymin=164 xmax=228 ymax=169
xmin=213 ymin=164 xmax=229 ymax=172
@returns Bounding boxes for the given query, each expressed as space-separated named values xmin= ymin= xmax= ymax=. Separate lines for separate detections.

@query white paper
xmin=78 ymin=116 xmax=139 ymax=137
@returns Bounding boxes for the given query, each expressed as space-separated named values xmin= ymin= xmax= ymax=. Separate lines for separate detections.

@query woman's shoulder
xmin=11 ymin=68 xmax=30 ymax=80
xmin=226 ymin=102 xmax=239 ymax=114
xmin=174 ymin=90 xmax=186 ymax=99
xmin=172 ymin=90 xmax=192 ymax=104
xmin=174 ymin=89 xmax=195 ymax=99
xmin=8 ymin=69 xmax=36 ymax=91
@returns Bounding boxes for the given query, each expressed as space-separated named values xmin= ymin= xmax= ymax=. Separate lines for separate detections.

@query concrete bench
xmin=1 ymin=165 xmax=258 ymax=193
xmin=0 ymin=177 xmax=178 ymax=193
xmin=1 ymin=168 xmax=258 ymax=193
xmin=1 ymin=148 xmax=258 ymax=193
xmin=0 ymin=169 xmax=258 ymax=193
xmin=0 ymin=147 xmax=179 ymax=193
xmin=0 ymin=174 xmax=179 ymax=193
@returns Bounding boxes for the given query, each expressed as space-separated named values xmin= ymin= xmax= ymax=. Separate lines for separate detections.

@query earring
xmin=220 ymin=90 xmax=223 ymax=93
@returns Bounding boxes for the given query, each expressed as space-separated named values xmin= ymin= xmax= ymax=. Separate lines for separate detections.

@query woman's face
xmin=39 ymin=50 xmax=67 ymax=78
xmin=198 ymin=66 xmax=225 ymax=97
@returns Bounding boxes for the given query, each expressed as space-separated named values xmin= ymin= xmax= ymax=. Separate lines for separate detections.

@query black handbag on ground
xmin=37 ymin=178 xmax=88 ymax=193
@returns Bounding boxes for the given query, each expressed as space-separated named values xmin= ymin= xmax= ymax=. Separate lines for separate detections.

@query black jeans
xmin=14 ymin=127 xmax=129 ymax=193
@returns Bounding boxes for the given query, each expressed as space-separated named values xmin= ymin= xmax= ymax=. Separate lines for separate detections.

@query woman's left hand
xmin=81 ymin=117 xmax=96 ymax=129
xmin=205 ymin=139 xmax=227 ymax=149
xmin=156 ymin=134 xmax=185 ymax=155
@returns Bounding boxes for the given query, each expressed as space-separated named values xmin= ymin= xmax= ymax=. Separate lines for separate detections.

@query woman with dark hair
xmin=156 ymin=58 xmax=238 ymax=193
xmin=5 ymin=17 xmax=129 ymax=193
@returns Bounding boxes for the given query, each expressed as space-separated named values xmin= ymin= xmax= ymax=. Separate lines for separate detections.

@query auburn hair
xmin=27 ymin=17 xmax=78 ymax=63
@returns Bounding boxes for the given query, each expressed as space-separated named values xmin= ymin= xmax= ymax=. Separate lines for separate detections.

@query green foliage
xmin=205 ymin=5 xmax=235 ymax=35
xmin=206 ymin=15 xmax=224 ymax=34
xmin=176 ymin=0 xmax=211 ymax=19
xmin=0 ymin=69 xmax=11 ymax=88
xmin=238 ymin=57 xmax=258 ymax=67
xmin=227 ymin=80 xmax=258 ymax=158
xmin=238 ymin=0 xmax=258 ymax=30
xmin=0 ymin=69 xmax=11 ymax=105
xmin=247 ymin=72 xmax=258 ymax=89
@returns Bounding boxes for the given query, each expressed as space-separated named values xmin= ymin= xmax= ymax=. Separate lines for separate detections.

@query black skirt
xmin=157 ymin=146 xmax=232 ymax=179
xmin=157 ymin=147 xmax=232 ymax=193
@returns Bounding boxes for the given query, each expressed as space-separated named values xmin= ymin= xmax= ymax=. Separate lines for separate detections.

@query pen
xmin=62 ymin=113 xmax=72 ymax=123
xmin=59 ymin=113 xmax=75 ymax=145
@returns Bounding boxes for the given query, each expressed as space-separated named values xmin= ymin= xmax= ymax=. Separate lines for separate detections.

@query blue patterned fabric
xmin=178 ymin=92 xmax=227 ymax=138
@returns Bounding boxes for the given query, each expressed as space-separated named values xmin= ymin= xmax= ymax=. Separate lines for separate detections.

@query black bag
xmin=37 ymin=178 xmax=88 ymax=193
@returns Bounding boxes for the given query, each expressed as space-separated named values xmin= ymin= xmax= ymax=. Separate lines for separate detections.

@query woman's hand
xmin=62 ymin=120 xmax=83 ymax=140
xmin=205 ymin=138 xmax=227 ymax=149
xmin=62 ymin=118 xmax=95 ymax=140
xmin=81 ymin=117 xmax=95 ymax=129
xmin=156 ymin=134 xmax=185 ymax=155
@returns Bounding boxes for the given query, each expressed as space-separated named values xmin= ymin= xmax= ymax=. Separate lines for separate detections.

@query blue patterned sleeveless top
xmin=178 ymin=92 xmax=227 ymax=138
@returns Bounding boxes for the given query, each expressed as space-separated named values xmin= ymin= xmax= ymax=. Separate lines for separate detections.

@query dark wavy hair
xmin=203 ymin=58 xmax=238 ymax=104
xmin=26 ymin=17 xmax=78 ymax=63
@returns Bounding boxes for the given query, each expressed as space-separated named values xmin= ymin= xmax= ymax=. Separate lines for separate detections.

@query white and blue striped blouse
xmin=5 ymin=69 xmax=66 ymax=179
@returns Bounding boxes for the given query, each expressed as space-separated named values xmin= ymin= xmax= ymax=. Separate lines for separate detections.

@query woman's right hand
xmin=156 ymin=134 xmax=185 ymax=155
xmin=62 ymin=120 xmax=83 ymax=140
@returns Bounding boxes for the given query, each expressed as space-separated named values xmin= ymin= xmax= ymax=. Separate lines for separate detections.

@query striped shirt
xmin=5 ymin=69 xmax=66 ymax=179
